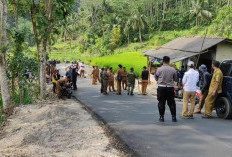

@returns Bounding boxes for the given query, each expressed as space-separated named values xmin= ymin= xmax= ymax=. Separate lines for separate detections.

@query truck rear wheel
xmin=215 ymin=97 xmax=232 ymax=119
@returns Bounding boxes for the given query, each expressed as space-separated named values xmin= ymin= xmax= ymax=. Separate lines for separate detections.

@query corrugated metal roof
xmin=161 ymin=37 xmax=226 ymax=52
xmin=144 ymin=37 xmax=229 ymax=63
xmin=145 ymin=48 xmax=198 ymax=63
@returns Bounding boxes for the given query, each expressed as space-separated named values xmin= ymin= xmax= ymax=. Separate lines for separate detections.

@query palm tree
xmin=88 ymin=5 xmax=101 ymax=24
xmin=190 ymin=0 xmax=212 ymax=26
xmin=131 ymin=6 xmax=146 ymax=43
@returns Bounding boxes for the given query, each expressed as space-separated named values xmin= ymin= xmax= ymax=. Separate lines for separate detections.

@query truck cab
xmin=215 ymin=60 xmax=232 ymax=119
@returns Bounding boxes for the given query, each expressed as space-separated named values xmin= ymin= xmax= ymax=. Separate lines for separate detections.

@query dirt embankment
xmin=0 ymin=99 xmax=120 ymax=157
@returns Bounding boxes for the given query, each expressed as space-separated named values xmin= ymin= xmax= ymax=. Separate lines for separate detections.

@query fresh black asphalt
xmin=72 ymin=77 xmax=232 ymax=157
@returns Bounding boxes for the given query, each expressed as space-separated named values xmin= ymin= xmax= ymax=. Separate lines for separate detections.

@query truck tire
xmin=215 ymin=97 xmax=232 ymax=119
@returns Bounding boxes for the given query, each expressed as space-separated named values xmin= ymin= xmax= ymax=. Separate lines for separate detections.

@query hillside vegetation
xmin=45 ymin=0 xmax=232 ymax=71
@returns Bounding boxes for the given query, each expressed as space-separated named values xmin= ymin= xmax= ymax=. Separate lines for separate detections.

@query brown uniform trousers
xmin=108 ymin=72 xmax=115 ymax=92
xmin=117 ymin=69 xmax=123 ymax=94
xmin=122 ymin=72 xmax=128 ymax=90
xmin=141 ymin=80 xmax=148 ymax=95
xmin=56 ymin=77 xmax=68 ymax=98
xmin=182 ymin=91 xmax=196 ymax=117
xmin=92 ymin=69 xmax=97 ymax=85
xmin=204 ymin=69 xmax=223 ymax=117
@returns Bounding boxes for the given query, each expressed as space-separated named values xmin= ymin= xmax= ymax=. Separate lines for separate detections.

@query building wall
xmin=216 ymin=42 xmax=232 ymax=62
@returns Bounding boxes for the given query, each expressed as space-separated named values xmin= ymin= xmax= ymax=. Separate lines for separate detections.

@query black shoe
xmin=202 ymin=115 xmax=212 ymax=119
xmin=130 ymin=93 xmax=134 ymax=96
xmin=188 ymin=115 xmax=194 ymax=119
xmin=159 ymin=116 xmax=164 ymax=122
xmin=172 ymin=116 xmax=177 ymax=122
xmin=127 ymin=93 xmax=129 ymax=95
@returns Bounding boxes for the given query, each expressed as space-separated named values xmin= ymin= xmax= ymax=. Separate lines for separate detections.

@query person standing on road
xmin=72 ymin=68 xmax=78 ymax=90
xmin=100 ymin=68 xmax=104 ymax=93
xmin=91 ymin=66 xmax=97 ymax=85
xmin=177 ymin=66 xmax=185 ymax=89
xmin=116 ymin=64 xmax=123 ymax=95
xmin=95 ymin=66 xmax=100 ymax=83
xmin=52 ymin=69 xmax=61 ymax=93
xmin=122 ymin=67 xmax=128 ymax=90
xmin=181 ymin=61 xmax=199 ymax=119
xmin=102 ymin=67 xmax=109 ymax=95
xmin=194 ymin=64 xmax=211 ymax=114
xmin=80 ymin=62 xmax=86 ymax=78
xmin=127 ymin=68 xmax=137 ymax=96
xmin=155 ymin=56 xmax=178 ymax=122
xmin=140 ymin=66 xmax=149 ymax=95
xmin=108 ymin=67 xmax=116 ymax=92
xmin=66 ymin=67 xmax=72 ymax=78
xmin=202 ymin=61 xmax=223 ymax=119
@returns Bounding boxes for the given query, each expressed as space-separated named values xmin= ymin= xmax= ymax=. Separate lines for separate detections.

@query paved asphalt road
xmin=58 ymin=64 xmax=232 ymax=157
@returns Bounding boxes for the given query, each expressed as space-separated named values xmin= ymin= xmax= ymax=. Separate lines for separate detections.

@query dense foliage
xmin=66 ymin=0 xmax=231 ymax=56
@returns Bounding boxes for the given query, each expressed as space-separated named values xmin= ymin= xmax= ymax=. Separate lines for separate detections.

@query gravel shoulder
xmin=0 ymin=99 xmax=120 ymax=157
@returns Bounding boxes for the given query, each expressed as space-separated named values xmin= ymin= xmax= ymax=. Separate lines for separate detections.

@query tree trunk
xmin=139 ymin=27 xmax=142 ymax=43
xmin=40 ymin=39 xmax=47 ymax=99
xmin=128 ymin=34 xmax=130 ymax=45
xmin=70 ymin=35 xmax=72 ymax=60
xmin=14 ymin=0 xmax=18 ymax=29
xmin=64 ymin=30 xmax=67 ymax=63
xmin=30 ymin=0 xmax=40 ymax=87
xmin=228 ymin=0 xmax=231 ymax=6
xmin=0 ymin=0 xmax=12 ymax=112
xmin=163 ymin=0 xmax=166 ymax=19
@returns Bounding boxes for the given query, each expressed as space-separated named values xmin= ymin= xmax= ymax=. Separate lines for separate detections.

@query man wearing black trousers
xmin=72 ymin=68 xmax=78 ymax=90
xmin=155 ymin=56 xmax=178 ymax=122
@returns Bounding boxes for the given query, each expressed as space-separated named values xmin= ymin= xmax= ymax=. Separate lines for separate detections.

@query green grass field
xmin=45 ymin=29 xmax=205 ymax=74
xmin=90 ymin=52 xmax=147 ymax=76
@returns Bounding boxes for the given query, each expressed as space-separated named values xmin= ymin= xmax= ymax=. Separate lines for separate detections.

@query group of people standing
xmin=91 ymin=65 xmax=150 ymax=96
xmin=155 ymin=56 xmax=223 ymax=122
xmin=46 ymin=59 xmax=86 ymax=99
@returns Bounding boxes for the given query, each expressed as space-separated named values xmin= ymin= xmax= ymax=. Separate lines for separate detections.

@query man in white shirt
xmin=182 ymin=61 xmax=199 ymax=119
xmin=80 ymin=62 xmax=86 ymax=77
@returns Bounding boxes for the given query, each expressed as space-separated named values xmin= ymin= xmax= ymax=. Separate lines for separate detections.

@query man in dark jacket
xmin=194 ymin=64 xmax=211 ymax=114
xmin=100 ymin=68 xmax=104 ymax=93
xmin=72 ymin=68 xmax=78 ymax=90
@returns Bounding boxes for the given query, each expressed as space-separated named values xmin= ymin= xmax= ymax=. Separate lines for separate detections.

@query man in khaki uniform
xmin=122 ymin=67 xmax=128 ymax=90
xmin=91 ymin=66 xmax=97 ymax=85
xmin=95 ymin=66 xmax=100 ymax=83
xmin=116 ymin=64 xmax=123 ymax=95
xmin=102 ymin=67 xmax=109 ymax=95
xmin=202 ymin=61 xmax=223 ymax=118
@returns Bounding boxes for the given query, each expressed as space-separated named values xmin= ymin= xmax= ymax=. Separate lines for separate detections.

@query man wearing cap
xmin=194 ymin=64 xmax=211 ymax=114
xmin=202 ymin=61 xmax=223 ymax=118
xmin=155 ymin=56 xmax=178 ymax=122
xmin=182 ymin=61 xmax=199 ymax=119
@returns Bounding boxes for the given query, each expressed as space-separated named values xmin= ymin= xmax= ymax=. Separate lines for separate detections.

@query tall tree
xmin=190 ymin=0 xmax=212 ymax=26
xmin=131 ymin=6 xmax=146 ymax=42
xmin=0 ymin=0 xmax=12 ymax=112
